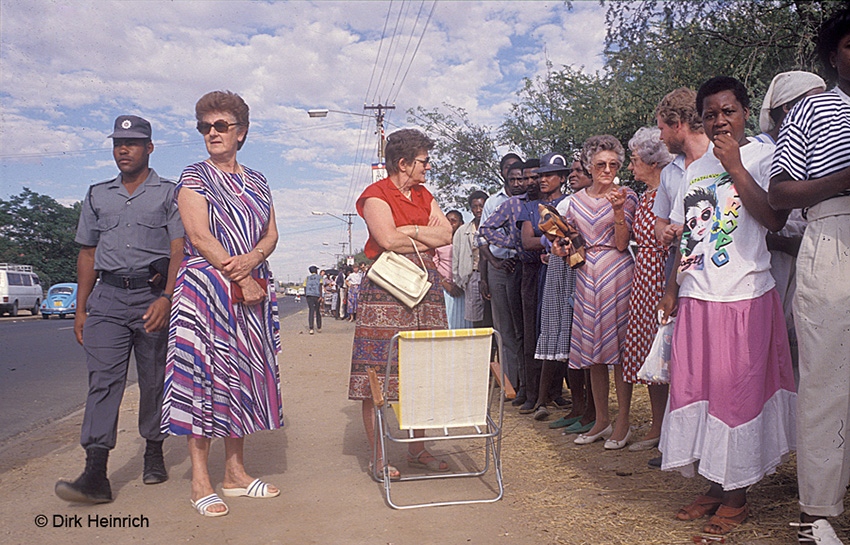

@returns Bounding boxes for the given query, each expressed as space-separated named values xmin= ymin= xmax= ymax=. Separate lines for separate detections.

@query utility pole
xmin=363 ymin=103 xmax=395 ymax=162
xmin=342 ymin=213 xmax=356 ymax=261
xmin=308 ymin=105 xmax=392 ymax=259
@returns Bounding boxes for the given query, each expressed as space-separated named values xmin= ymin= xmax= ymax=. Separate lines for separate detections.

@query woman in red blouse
xmin=347 ymin=129 xmax=453 ymax=480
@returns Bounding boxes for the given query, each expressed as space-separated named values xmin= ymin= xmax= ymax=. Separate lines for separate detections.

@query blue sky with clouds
xmin=0 ymin=0 xmax=607 ymax=283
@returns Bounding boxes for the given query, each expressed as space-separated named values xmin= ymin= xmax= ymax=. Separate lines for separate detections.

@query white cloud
xmin=0 ymin=0 xmax=608 ymax=283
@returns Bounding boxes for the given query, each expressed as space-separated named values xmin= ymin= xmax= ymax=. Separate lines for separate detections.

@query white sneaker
xmin=309 ymin=329 xmax=314 ymax=335
xmin=792 ymin=518 xmax=845 ymax=544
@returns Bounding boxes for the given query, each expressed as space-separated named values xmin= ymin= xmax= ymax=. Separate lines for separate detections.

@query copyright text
xmin=35 ymin=514 xmax=149 ymax=528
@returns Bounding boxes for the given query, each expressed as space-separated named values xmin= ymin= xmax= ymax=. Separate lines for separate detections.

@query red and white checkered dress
xmin=623 ymin=189 xmax=670 ymax=384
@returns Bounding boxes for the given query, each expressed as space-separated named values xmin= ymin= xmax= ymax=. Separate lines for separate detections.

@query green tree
xmin=409 ymin=104 xmax=506 ymax=210
xmin=0 ymin=188 xmax=80 ymax=287
xmin=602 ymin=0 xmax=846 ymax=132
xmin=500 ymin=64 xmax=636 ymax=157
xmin=417 ymin=1 xmax=846 ymax=197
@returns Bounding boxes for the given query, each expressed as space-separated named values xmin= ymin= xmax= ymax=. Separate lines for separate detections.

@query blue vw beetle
xmin=41 ymin=282 xmax=77 ymax=319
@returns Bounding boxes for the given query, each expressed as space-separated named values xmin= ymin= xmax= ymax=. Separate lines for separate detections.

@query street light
xmin=307 ymin=104 xmax=395 ymax=161
xmin=312 ymin=211 xmax=355 ymax=261
xmin=308 ymin=108 xmax=373 ymax=119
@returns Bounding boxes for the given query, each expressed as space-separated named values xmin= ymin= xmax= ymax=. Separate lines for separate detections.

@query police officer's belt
xmin=100 ymin=272 xmax=150 ymax=290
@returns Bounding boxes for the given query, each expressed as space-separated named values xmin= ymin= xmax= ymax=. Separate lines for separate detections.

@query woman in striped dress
xmin=162 ymin=91 xmax=282 ymax=517
xmin=554 ymin=135 xmax=638 ymax=448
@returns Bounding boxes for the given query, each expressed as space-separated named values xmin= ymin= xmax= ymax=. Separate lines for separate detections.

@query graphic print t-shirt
xmin=670 ymin=141 xmax=776 ymax=302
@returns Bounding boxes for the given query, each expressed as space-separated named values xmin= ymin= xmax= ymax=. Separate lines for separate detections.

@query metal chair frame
xmin=370 ymin=328 xmax=505 ymax=509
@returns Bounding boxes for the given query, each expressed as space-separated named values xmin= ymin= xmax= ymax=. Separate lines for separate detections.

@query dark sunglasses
xmin=196 ymin=120 xmax=243 ymax=135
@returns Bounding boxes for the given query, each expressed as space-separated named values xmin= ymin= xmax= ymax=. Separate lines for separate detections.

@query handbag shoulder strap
xmin=407 ymin=236 xmax=427 ymax=272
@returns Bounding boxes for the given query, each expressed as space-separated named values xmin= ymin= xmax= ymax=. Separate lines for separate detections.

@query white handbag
xmin=366 ymin=238 xmax=431 ymax=308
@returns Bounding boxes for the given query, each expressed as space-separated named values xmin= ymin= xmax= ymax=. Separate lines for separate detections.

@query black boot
xmin=55 ymin=446 xmax=112 ymax=503
xmin=143 ymin=439 xmax=168 ymax=485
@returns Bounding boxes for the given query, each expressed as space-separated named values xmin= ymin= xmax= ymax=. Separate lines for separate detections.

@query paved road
xmin=0 ymin=317 xmax=85 ymax=443
xmin=0 ymin=294 xmax=305 ymax=443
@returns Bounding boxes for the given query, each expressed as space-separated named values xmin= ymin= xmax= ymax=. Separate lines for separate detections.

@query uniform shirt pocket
xmin=96 ymin=215 xmax=120 ymax=231
xmin=137 ymin=212 xmax=169 ymax=251
xmin=94 ymin=215 xmax=121 ymax=253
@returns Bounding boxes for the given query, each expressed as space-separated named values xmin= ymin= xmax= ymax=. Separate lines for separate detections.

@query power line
xmin=340 ymin=116 xmax=371 ymax=215
xmin=377 ymin=0 xmax=415 ymax=102
xmin=372 ymin=1 xmax=405 ymax=104
xmin=389 ymin=0 xmax=437 ymax=106
xmin=363 ymin=0 xmax=395 ymax=103
xmin=385 ymin=0 xmax=426 ymax=106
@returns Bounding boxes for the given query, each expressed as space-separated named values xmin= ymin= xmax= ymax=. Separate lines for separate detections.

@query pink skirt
xmin=659 ymin=289 xmax=797 ymax=490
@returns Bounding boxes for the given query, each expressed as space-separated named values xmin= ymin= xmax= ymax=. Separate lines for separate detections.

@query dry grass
xmin=500 ymin=380 xmax=850 ymax=545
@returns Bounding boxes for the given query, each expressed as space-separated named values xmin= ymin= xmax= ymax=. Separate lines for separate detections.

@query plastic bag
xmin=637 ymin=318 xmax=675 ymax=384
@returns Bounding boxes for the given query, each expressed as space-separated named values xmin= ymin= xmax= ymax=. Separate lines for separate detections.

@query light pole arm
xmin=311 ymin=211 xmax=346 ymax=223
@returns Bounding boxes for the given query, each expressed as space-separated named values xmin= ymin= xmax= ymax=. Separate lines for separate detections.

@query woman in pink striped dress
xmin=162 ymin=91 xmax=282 ymax=517
xmin=554 ymin=135 xmax=638 ymax=449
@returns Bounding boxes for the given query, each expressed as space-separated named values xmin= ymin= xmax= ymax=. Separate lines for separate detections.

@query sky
xmin=0 ymin=0 xmax=608 ymax=284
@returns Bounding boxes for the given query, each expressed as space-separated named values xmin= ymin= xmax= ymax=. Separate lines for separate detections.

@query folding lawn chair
xmin=367 ymin=327 xmax=505 ymax=509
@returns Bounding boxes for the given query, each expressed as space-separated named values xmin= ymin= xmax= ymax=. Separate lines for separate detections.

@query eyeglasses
xmin=593 ymin=161 xmax=621 ymax=172
xmin=413 ymin=157 xmax=431 ymax=167
xmin=197 ymin=120 xmax=243 ymax=135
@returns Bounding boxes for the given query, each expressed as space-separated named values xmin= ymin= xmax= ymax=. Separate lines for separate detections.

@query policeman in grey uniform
xmin=55 ymin=115 xmax=184 ymax=504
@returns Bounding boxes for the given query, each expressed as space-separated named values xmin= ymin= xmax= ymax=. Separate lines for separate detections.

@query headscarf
xmin=759 ymin=71 xmax=827 ymax=132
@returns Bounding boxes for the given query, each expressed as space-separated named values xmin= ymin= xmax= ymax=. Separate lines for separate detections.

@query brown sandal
xmin=675 ymin=495 xmax=723 ymax=521
xmin=704 ymin=503 xmax=749 ymax=534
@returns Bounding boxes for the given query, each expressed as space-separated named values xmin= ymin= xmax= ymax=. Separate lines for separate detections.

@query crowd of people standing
xmin=357 ymin=8 xmax=846 ymax=543
xmin=52 ymin=8 xmax=849 ymax=543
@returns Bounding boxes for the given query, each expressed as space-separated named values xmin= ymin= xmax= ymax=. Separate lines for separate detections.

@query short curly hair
xmin=467 ymin=190 xmax=488 ymax=208
xmin=628 ymin=127 xmax=674 ymax=168
xmin=696 ymin=76 xmax=750 ymax=117
xmin=384 ymin=129 xmax=434 ymax=175
xmin=499 ymin=153 xmax=523 ymax=178
xmin=655 ymin=87 xmax=703 ymax=134
xmin=817 ymin=8 xmax=850 ymax=84
xmin=195 ymin=90 xmax=250 ymax=150
xmin=581 ymin=135 xmax=625 ymax=172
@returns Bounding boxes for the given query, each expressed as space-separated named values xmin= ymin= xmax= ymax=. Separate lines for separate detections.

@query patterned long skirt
xmin=347 ymin=252 xmax=448 ymax=401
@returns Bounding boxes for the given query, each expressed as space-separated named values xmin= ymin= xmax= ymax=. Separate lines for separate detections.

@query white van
xmin=0 ymin=263 xmax=43 ymax=316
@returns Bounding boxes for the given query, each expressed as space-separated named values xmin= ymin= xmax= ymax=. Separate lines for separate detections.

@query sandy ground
xmin=0 ymin=310 xmax=534 ymax=545
xmin=1 ymin=308 xmax=848 ymax=544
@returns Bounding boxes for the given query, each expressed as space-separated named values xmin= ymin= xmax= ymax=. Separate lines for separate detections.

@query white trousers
xmin=795 ymin=196 xmax=850 ymax=517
